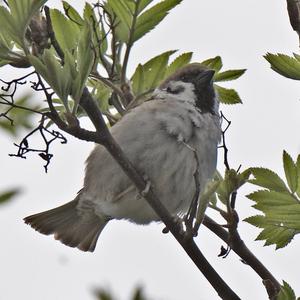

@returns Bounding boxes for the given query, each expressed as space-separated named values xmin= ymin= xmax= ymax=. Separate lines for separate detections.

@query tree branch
xmin=203 ymin=215 xmax=281 ymax=299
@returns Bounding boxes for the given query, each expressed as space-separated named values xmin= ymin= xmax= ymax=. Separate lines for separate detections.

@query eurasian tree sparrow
xmin=24 ymin=64 xmax=221 ymax=252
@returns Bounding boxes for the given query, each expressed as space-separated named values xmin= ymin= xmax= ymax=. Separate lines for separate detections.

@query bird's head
xmin=155 ymin=64 xmax=218 ymax=114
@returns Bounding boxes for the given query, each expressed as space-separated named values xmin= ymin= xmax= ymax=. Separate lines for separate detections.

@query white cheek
xmin=153 ymin=88 xmax=167 ymax=99
xmin=154 ymin=81 xmax=197 ymax=104
xmin=169 ymin=81 xmax=196 ymax=103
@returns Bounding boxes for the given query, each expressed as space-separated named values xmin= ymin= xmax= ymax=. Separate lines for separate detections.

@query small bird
xmin=24 ymin=64 xmax=221 ymax=252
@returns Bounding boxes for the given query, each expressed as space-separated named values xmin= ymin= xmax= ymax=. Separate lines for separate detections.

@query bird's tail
xmin=24 ymin=197 xmax=108 ymax=252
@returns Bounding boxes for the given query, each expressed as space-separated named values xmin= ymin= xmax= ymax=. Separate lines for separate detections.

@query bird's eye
xmin=166 ymin=85 xmax=184 ymax=94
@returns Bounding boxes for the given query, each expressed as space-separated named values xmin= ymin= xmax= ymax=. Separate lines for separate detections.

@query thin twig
xmin=219 ymin=111 xmax=231 ymax=170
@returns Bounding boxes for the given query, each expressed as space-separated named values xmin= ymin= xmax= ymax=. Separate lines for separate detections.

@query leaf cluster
xmin=245 ymin=151 xmax=300 ymax=249
xmin=0 ymin=0 xmax=246 ymax=122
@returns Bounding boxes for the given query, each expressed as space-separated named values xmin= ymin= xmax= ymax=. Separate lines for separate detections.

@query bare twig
xmin=9 ymin=114 xmax=67 ymax=172
xmin=219 ymin=111 xmax=231 ymax=170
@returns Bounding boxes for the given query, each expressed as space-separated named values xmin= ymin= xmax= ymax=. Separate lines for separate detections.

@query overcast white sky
xmin=1 ymin=1 xmax=300 ymax=299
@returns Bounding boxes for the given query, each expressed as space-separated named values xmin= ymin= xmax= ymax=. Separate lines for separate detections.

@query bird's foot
xmin=140 ymin=178 xmax=151 ymax=197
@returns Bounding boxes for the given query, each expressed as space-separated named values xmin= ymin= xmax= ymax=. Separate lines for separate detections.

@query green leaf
xmin=108 ymin=0 xmax=133 ymax=28
xmin=0 ymin=188 xmax=20 ymax=205
xmin=215 ymin=169 xmax=240 ymax=205
xmin=283 ymin=150 xmax=298 ymax=193
xmin=72 ymin=23 xmax=94 ymax=106
xmin=50 ymin=8 xmax=80 ymax=53
xmin=293 ymin=52 xmax=300 ymax=62
xmin=1 ymin=0 xmax=48 ymax=49
xmin=131 ymin=63 xmax=145 ymax=96
xmin=62 ymin=1 xmax=84 ymax=25
xmin=133 ymin=0 xmax=182 ymax=42
xmin=83 ymin=3 xmax=108 ymax=58
xmin=201 ymin=56 xmax=222 ymax=72
xmin=296 ymin=155 xmax=300 ymax=198
xmin=214 ymin=69 xmax=246 ymax=82
xmin=247 ymin=190 xmax=299 ymax=210
xmin=131 ymin=50 xmax=176 ymax=95
xmin=91 ymin=81 xmax=112 ymax=112
xmin=264 ymin=53 xmax=300 ymax=80
xmin=245 ymin=190 xmax=300 ymax=248
xmin=104 ymin=0 xmax=130 ymax=42
xmin=164 ymin=52 xmax=193 ymax=78
xmin=245 ymin=215 xmax=298 ymax=249
xmin=0 ymin=6 xmax=21 ymax=47
xmin=249 ymin=167 xmax=288 ymax=192
xmin=137 ymin=0 xmax=154 ymax=13
xmin=214 ymin=84 xmax=242 ymax=104
xmin=29 ymin=49 xmax=74 ymax=110
xmin=277 ymin=281 xmax=297 ymax=300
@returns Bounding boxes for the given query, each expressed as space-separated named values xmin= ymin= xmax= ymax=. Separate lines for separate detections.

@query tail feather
xmin=24 ymin=199 xmax=108 ymax=252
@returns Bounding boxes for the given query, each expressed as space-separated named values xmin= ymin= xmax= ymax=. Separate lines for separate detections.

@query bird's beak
xmin=197 ymin=69 xmax=215 ymax=86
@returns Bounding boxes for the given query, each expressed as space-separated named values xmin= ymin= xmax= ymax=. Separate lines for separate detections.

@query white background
xmin=1 ymin=0 xmax=300 ymax=299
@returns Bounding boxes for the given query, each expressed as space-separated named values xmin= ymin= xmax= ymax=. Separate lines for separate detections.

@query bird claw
xmin=141 ymin=179 xmax=151 ymax=197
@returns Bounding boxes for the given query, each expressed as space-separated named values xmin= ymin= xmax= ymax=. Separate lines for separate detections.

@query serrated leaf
xmin=201 ymin=56 xmax=222 ymax=72
xmin=293 ymin=52 xmax=300 ymax=61
xmin=264 ymin=53 xmax=300 ymax=80
xmin=164 ymin=52 xmax=193 ymax=78
xmin=247 ymin=190 xmax=298 ymax=208
xmin=50 ymin=8 xmax=80 ymax=53
xmin=283 ymin=150 xmax=298 ymax=193
xmin=245 ymin=189 xmax=300 ymax=249
xmin=277 ymin=281 xmax=297 ymax=300
xmin=214 ymin=84 xmax=242 ymax=104
xmin=249 ymin=167 xmax=288 ymax=192
xmin=214 ymin=69 xmax=246 ymax=82
xmin=131 ymin=50 xmax=176 ymax=95
xmin=0 ymin=188 xmax=20 ymax=205
xmin=62 ymin=1 xmax=84 ymax=25
xmin=245 ymin=216 xmax=297 ymax=249
xmin=133 ymin=0 xmax=182 ymax=42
